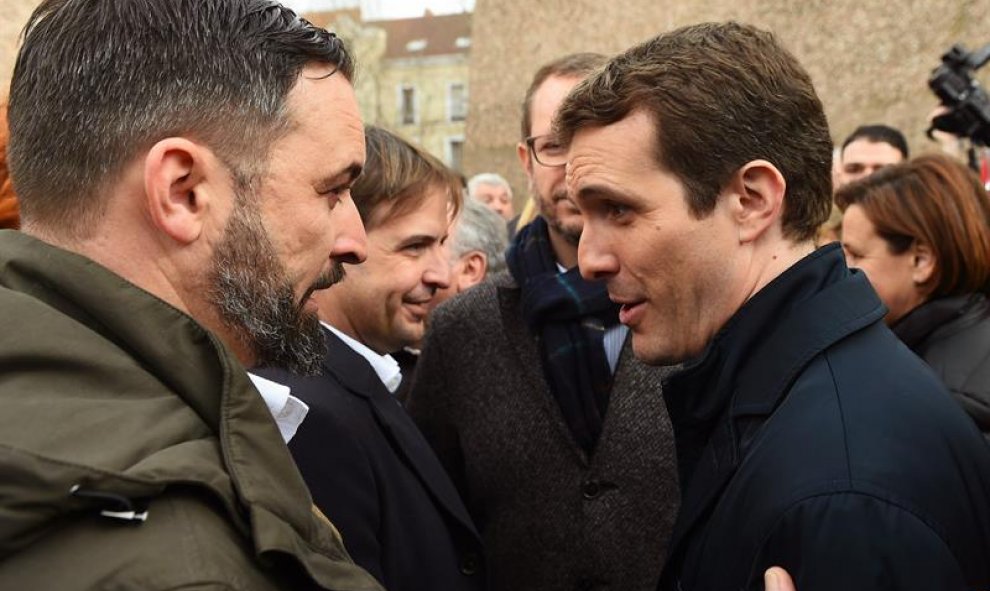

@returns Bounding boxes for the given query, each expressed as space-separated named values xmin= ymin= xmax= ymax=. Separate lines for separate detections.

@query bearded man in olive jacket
xmin=0 ymin=1 xmax=381 ymax=589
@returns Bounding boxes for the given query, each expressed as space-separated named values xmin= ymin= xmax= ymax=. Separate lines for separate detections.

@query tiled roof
xmin=375 ymin=12 xmax=472 ymax=60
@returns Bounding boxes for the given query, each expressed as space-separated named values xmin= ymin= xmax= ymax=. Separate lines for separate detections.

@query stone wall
xmin=465 ymin=0 xmax=990 ymax=209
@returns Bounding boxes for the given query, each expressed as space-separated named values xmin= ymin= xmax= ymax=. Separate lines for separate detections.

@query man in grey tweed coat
xmin=406 ymin=54 xmax=680 ymax=591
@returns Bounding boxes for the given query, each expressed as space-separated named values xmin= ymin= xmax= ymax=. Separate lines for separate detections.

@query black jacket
xmin=256 ymin=328 xmax=485 ymax=591
xmin=892 ymin=293 xmax=990 ymax=438
xmin=659 ymin=244 xmax=990 ymax=591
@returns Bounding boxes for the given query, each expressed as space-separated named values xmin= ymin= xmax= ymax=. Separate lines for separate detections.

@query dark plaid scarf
xmin=505 ymin=216 xmax=620 ymax=455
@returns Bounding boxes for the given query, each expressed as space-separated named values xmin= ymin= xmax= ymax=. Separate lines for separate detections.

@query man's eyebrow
xmin=398 ymin=233 xmax=440 ymax=246
xmin=318 ymin=163 xmax=363 ymax=188
xmin=574 ymin=183 xmax=627 ymax=203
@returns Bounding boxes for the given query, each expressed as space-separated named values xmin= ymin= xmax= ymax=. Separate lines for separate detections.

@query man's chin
xmin=249 ymin=308 xmax=326 ymax=376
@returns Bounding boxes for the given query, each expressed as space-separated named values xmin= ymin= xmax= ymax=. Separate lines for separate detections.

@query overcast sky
xmin=280 ymin=0 xmax=474 ymax=20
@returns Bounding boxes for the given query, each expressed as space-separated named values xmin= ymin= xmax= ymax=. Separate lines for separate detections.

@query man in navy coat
xmin=556 ymin=21 xmax=990 ymax=591
xmin=256 ymin=126 xmax=485 ymax=591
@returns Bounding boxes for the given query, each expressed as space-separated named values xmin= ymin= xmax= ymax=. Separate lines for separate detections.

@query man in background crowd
xmin=0 ymin=0 xmax=382 ymax=589
xmin=469 ymin=172 xmax=515 ymax=222
xmin=432 ymin=195 xmax=509 ymax=308
xmin=393 ymin=195 xmax=508 ymax=398
xmin=820 ymin=123 xmax=909 ymax=243
xmin=256 ymin=126 xmax=485 ymax=591
xmin=408 ymin=53 xmax=681 ymax=591
xmin=836 ymin=124 xmax=909 ymax=187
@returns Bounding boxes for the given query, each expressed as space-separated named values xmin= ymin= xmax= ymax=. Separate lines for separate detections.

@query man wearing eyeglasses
xmin=407 ymin=54 xmax=681 ymax=591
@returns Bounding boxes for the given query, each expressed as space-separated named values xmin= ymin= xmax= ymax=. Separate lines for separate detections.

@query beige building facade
xmin=309 ymin=9 xmax=472 ymax=173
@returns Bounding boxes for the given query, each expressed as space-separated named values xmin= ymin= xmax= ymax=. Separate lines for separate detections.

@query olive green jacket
xmin=0 ymin=230 xmax=383 ymax=591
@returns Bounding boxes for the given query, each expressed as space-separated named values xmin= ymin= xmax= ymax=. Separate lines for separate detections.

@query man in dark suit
xmin=255 ymin=126 xmax=485 ymax=591
xmin=556 ymin=21 xmax=990 ymax=591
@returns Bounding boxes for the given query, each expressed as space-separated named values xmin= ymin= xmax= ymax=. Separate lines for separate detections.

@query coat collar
xmin=320 ymin=326 xmax=395 ymax=400
xmin=320 ymin=328 xmax=483 ymax=543
xmin=496 ymin=274 xmax=598 ymax=465
xmin=892 ymin=293 xmax=987 ymax=350
xmin=661 ymin=244 xmax=887 ymax=581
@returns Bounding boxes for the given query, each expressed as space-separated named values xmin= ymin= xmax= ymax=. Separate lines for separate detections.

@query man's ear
xmin=143 ymin=138 xmax=218 ymax=245
xmin=726 ymin=160 xmax=787 ymax=244
xmin=912 ymin=242 xmax=937 ymax=286
xmin=456 ymin=251 xmax=489 ymax=291
xmin=517 ymin=141 xmax=536 ymax=194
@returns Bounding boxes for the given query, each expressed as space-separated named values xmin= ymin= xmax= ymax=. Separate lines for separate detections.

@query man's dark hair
xmin=520 ymin=52 xmax=608 ymax=139
xmin=7 ymin=0 xmax=352 ymax=236
xmin=841 ymin=124 xmax=910 ymax=159
xmin=353 ymin=126 xmax=463 ymax=231
xmin=555 ymin=22 xmax=833 ymax=242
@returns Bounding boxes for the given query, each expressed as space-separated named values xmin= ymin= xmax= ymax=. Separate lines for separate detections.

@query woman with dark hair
xmin=836 ymin=153 xmax=990 ymax=438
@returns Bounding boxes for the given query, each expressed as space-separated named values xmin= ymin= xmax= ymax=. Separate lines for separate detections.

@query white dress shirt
xmin=246 ymin=372 xmax=310 ymax=443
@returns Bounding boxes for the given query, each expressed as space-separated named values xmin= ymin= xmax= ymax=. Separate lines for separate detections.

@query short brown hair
xmin=520 ymin=53 xmax=608 ymax=139
xmin=353 ymin=126 xmax=463 ymax=230
xmin=555 ymin=22 xmax=832 ymax=242
xmin=835 ymin=153 xmax=990 ymax=297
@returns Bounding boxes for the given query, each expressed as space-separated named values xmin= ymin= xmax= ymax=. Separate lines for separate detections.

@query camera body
xmin=929 ymin=43 xmax=990 ymax=146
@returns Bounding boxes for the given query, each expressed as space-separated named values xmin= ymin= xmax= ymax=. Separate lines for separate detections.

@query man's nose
xmin=422 ymin=245 xmax=452 ymax=290
xmin=331 ymin=196 xmax=367 ymax=265
xmin=577 ymin=224 xmax=619 ymax=282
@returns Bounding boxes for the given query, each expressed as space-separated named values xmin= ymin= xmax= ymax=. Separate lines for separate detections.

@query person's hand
xmin=927 ymin=105 xmax=966 ymax=159
xmin=764 ymin=567 xmax=795 ymax=591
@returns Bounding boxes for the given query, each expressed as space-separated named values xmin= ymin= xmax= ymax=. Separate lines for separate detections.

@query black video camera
xmin=928 ymin=43 xmax=990 ymax=146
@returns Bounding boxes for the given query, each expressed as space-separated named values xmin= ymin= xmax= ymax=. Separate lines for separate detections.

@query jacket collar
xmin=0 ymin=231 xmax=381 ymax=589
xmin=661 ymin=244 xmax=887 ymax=578
xmin=320 ymin=328 xmax=483 ymax=543
xmin=892 ymin=293 xmax=987 ymax=349
xmin=320 ymin=326 xmax=395 ymax=399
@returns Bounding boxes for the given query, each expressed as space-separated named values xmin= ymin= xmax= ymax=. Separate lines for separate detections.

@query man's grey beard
xmin=208 ymin=198 xmax=342 ymax=376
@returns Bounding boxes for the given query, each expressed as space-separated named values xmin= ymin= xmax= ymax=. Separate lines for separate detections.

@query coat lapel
xmin=497 ymin=282 xmax=591 ymax=465
xmin=320 ymin=329 xmax=481 ymax=542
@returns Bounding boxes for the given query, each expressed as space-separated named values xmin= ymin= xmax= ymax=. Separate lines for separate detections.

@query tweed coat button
xmin=582 ymin=479 xmax=602 ymax=500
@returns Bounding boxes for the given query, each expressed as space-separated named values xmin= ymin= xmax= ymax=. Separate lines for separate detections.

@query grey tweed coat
xmin=407 ymin=271 xmax=680 ymax=591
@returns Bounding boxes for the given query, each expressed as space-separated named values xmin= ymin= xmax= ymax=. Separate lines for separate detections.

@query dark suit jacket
xmin=660 ymin=245 xmax=990 ymax=591
xmin=255 ymin=328 xmax=486 ymax=591
xmin=408 ymin=272 xmax=680 ymax=591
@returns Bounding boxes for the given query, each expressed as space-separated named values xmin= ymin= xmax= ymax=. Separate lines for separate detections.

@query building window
xmin=446 ymin=136 xmax=465 ymax=172
xmin=448 ymin=83 xmax=467 ymax=122
xmin=399 ymin=85 xmax=416 ymax=126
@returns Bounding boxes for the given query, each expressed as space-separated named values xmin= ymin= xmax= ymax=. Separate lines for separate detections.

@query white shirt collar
xmin=323 ymin=322 xmax=403 ymax=394
xmin=246 ymin=372 xmax=309 ymax=443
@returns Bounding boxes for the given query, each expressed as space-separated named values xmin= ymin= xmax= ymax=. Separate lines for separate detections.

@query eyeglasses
xmin=525 ymin=134 xmax=567 ymax=168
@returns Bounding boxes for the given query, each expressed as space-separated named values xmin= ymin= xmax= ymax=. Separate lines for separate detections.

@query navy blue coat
xmin=256 ymin=328 xmax=486 ymax=591
xmin=659 ymin=245 xmax=990 ymax=591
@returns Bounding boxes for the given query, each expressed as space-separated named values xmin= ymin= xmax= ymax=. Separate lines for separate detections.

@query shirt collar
xmin=246 ymin=372 xmax=309 ymax=443
xmin=323 ymin=322 xmax=403 ymax=394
